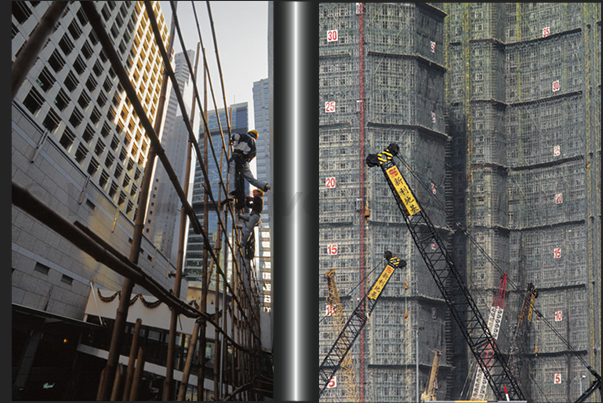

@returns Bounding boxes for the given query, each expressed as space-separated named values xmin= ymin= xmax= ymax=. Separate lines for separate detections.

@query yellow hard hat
xmin=247 ymin=130 xmax=259 ymax=139
xmin=253 ymin=188 xmax=264 ymax=197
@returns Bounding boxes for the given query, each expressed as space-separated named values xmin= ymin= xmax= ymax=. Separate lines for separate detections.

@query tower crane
xmin=319 ymin=253 xmax=406 ymax=397
xmin=324 ymin=269 xmax=360 ymax=402
xmin=470 ymin=274 xmax=508 ymax=401
xmin=421 ymin=350 xmax=442 ymax=402
xmin=366 ymin=143 xmax=525 ymax=401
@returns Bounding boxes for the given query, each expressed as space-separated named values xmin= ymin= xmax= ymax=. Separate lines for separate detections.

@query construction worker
xmin=238 ymin=188 xmax=264 ymax=246
xmin=223 ymin=130 xmax=270 ymax=206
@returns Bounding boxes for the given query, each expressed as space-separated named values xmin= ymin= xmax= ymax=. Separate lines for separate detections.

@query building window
xmin=90 ymin=107 xmax=102 ymax=124
xmin=36 ymin=67 xmax=56 ymax=92
xmin=76 ymin=6 xmax=89 ymax=25
xmin=99 ymin=170 xmax=109 ymax=189
xmin=94 ymin=139 xmax=105 ymax=156
xmin=105 ymin=152 xmax=115 ymax=168
xmin=74 ymin=143 xmax=88 ymax=164
xmin=12 ymin=2 xmax=33 ymax=24
xmin=82 ymin=124 xmax=95 ymax=144
xmin=101 ymin=123 xmax=111 ymax=137
xmin=48 ymin=50 xmax=66 ymax=73
xmin=54 ymin=89 xmax=70 ymax=111
xmin=93 ymin=61 xmax=104 ymax=77
xmin=101 ymin=4 xmax=111 ymax=21
xmin=22 ymin=87 xmax=44 ymax=115
xmin=87 ymin=158 xmax=99 ymax=176
xmin=114 ymin=163 xmax=123 ymax=179
xmin=73 ymin=55 xmax=87 ymax=75
xmin=67 ymin=19 xmax=83 ymax=41
xmin=34 ymin=262 xmax=50 ymax=275
xmin=64 ymin=71 xmax=79 ymax=92
xmin=109 ymin=181 xmax=118 ymax=198
xmin=118 ymin=191 xmax=126 ymax=206
xmin=110 ymin=135 xmax=119 ymax=151
xmin=78 ymin=91 xmax=91 ymax=110
xmin=59 ymin=128 xmax=76 ymax=151
xmin=42 ymin=108 xmax=61 ymax=133
xmin=61 ymin=274 xmax=74 ymax=285
xmin=68 ymin=108 xmax=84 ymax=128
xmin=58 ymin=33 xmax=75 ymax=56
xmin=86 ymin=75 xmax=98 ymax=92
xmin=81 ymin=40 xmax=95 ymax=59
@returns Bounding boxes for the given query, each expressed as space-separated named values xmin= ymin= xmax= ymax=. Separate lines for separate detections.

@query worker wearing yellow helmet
xmin=222 ymin=130 xmax=271 ymax=208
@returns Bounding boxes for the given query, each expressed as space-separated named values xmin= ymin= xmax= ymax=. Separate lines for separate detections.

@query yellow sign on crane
xmin=384 ymin=165 xmax=421 ymax=216
xmin=368 ymin=257 xmax=401 ymax=300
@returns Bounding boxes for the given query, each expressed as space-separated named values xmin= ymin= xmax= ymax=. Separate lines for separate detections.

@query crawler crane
xmin=366 ymin=143 xmax=525 ymax=401
xmin=318 ymin=253 xmax=406 ymax=397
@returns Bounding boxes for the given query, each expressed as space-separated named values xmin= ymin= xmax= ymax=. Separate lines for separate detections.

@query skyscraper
xmin=12 ymin=2 xmax=178 ymax=399
xmin=184 ymin=102 xmax=249 ymax=285
xmin=12 ymin=0 xmax=174 ymax=323
xmin=253 ymin=78 xmax=273 ymax=312
xmin=146 ymin=49 xmax=197 ymax=264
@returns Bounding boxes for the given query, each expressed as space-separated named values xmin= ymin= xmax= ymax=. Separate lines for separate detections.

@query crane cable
xmin=393 ymin=152 xmax=599 ymax=379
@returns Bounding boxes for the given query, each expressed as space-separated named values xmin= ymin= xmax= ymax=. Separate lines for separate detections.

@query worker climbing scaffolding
xmin=222 ymin=130 xmax=271 ymax=210
xmin=235 ymin=188 xmax=263 ymax=260
xmin=238 ymin=188 xmax=264 ymax=246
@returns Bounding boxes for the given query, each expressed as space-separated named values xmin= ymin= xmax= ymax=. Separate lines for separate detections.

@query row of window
xmin=34 ymin=262 xmax=74 ymax=286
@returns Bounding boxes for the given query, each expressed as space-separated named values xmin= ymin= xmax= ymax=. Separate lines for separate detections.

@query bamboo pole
xmin=129 ymin=347 xmax=145 ymax=401
xmin=122 ymin=319 xmax=143 ymax=400
xmin=109 ymin=364 xmax=124 ymax=401
xmin=78 ymin=3 xmax=178 ymax=400
xmin=177 ymin=320 xmax=201 ymax=401
xmin=197 ymin=44 xmax=210 ymax=401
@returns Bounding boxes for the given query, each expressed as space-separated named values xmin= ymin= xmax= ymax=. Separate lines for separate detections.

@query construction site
xmin=318 ymin=3 xmax=600 ymax=403
xmin=12 ymin=1 xmax=272 ymax=400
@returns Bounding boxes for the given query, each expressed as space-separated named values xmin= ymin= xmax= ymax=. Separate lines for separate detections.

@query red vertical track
xmin=357 ymin=3 xmax=366 ymax=402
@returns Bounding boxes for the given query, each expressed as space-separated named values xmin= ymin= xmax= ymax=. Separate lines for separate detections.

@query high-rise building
xmin=253 ymin=78 xmax=273 ymax=312
xmin=319 ymin=4 xmax=448 ymax=402
xmin=184 ymin=102 xmax=249 ymax=285
xmin=12 ymin=0 xmax=174 ymax=324
xmin=146 ymin=49 xmax=197 ymax=264
xmin=445 ymin=4 xmax=600 ymax=402
xmin=319 ymin=3 xmax=600 ymax=403
xmin=12 ymin=2 xmax=180 ymax=399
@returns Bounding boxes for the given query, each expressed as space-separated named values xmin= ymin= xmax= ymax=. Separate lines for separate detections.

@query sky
xmin=158 ymin=1 xmax=269 ymax=129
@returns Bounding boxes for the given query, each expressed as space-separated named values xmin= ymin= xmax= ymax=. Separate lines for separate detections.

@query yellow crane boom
xmin=421 ymin=350 xmax=442 ymax=402
xmin=325 ymin=269 xmax=360 ymax=402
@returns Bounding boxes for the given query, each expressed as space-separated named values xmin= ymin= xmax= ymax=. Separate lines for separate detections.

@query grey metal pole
xmin=416 ymin=328 xmax=420 ymax=403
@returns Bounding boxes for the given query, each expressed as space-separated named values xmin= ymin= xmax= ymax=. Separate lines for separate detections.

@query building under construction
xmin=318 ymin=3 xmax=600 ymax=403
xmin=12 ymin=1 xmax=272 ymax=400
